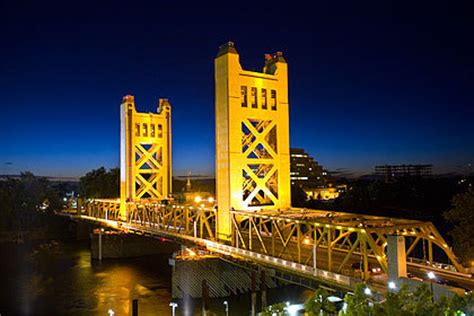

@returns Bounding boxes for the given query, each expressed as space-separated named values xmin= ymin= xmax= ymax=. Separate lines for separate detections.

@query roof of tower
xmin=216 ymin=41 xmax=238 ymax=57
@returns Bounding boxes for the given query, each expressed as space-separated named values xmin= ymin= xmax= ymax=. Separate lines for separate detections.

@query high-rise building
xmin=375 ymin=164 xmax=432 ymax=182
xmin=290 ymin=148 xmax=328 ymax=187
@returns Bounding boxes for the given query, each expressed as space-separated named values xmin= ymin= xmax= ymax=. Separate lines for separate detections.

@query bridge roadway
xmin=63 ymin=202 xmax=474 ymax=294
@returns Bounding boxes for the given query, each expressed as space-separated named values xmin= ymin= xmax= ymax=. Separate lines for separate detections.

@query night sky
xmin=1 ymin=1 xmax=473 ymax=177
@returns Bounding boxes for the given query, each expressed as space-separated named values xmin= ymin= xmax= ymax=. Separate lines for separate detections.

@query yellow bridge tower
xmin=120 ymin=95 xmax=172 ymax=219
xmin=215 ymin=42 xmax=291 ymax=240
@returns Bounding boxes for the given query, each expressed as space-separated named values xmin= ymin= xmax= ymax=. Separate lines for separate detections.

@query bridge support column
xmin=387 ymin=235 xmax=407 ymax=287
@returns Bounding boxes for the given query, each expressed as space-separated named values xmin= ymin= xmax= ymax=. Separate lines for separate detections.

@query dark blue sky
xmin=1 ymin=1 xmax=473 ymax=177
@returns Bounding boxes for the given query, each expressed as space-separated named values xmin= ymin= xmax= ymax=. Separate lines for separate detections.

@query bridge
xmin=65 ymin=42 xmax=472 ymax=296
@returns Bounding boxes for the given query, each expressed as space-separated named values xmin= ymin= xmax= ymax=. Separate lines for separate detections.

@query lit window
xmin=251 ymin=87 xmax=257 ymax=108
xmin=143 ymin=123 xmax=148 ymax=137
xmin=271 ymin=90 xmax=277 ymax=110
xmin=261 ymin=89 xmax=267 ymax=109
xmin=135 ymin=123 xmax=140 ymax=136
xmin=158 ymin=124 xmax=163 ymax=138
xmin=241 ymin=86 xmax=247 ymax=107
xmin=151 ymin=124 xmax=155 ymax=137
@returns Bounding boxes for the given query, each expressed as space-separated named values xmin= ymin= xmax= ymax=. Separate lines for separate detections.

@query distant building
xmin=304 ymin=184 xmax=347 ymax=201
xmin=290 ymin=148 xmax=328 ymax=187
xmin=375 ymin=164 xmax=432 ymax=182
xmin=290 ymin=148 xmax=345 ymax=200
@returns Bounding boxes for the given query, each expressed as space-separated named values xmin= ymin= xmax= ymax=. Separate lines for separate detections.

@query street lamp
xmin=169 ymin=302 xmax=178 ymax=316
xmin=364 ymin=287 xmax=372 ymax=296
xmin=223 ymin=300 xmax=229 ymax=316
xmin=427 ymin=271 xmax=436 ymax=302
xmin=388 ymin=281 xmax=396 ymax=290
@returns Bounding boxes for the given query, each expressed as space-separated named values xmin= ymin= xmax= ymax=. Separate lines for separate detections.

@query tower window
xmin=151 ymin=124 xmax=155 ymax=137
xmin=261 ymin=89 xmax=267 ymax=109
xmin=158 ymin=124 xmax=163 ymax=138
xmin=142 ymin=123 xmax=148 ymax=137
xmin=241 ymin=86 xmax=248 ymax=107
xmin=271 ymin=90 xmax=277 ymax=110
xmin=251 ymin=87 xmax=257 ymax=108
xmin=135 ymin=123 xmax=140 ymax=136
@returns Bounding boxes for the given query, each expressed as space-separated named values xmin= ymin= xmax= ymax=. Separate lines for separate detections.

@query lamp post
xmin=223 ymin=300 xmax=229 ymax=316
xmin=427 ymin=271 xmax=436 ymax=302
xmin=169 ymin=302 xmax=178 ymax=316
xmin=364 ymin=287 xmax=372 ymax=316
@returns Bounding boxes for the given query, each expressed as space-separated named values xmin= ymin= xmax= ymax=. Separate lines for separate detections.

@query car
xmin=351 ymin=262 xmax=382 ymax=275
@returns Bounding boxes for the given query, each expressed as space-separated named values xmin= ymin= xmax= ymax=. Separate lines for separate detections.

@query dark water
xmin=0 ymin=241 xmax=310 ymax=315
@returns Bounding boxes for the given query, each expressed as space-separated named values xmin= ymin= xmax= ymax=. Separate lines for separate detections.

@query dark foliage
xmin=79 ymin=167 xmax=119 ymax=198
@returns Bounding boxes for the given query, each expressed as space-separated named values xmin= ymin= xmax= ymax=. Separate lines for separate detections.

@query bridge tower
xmin=120 ymin=95 xmax=172 ymax=219
xmin=215 ymin=42 xmax=291 ymax=240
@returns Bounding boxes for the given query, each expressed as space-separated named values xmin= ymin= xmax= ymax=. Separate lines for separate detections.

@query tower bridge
xmin=65 ymin=42 xmax=472 ymax=296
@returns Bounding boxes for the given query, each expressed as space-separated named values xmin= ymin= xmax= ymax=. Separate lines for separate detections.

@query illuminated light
xmin=186 ymin=248 xmax=196 ymax=257
xmin=194 ymin=196 xmax=202 ymax=203
xmin=429 ymin=236 xmax=434 ymax=239
xmin=443 ymin=244 xmax=448 ymax=248
xmin=364 ymin=287 xmax=372 ymax=296
xmin=108 ymin=309 xmax=115 ymax=316
xmin=335 ymin=274 xmax=340 ymax=280
xmin=303 ymin=237 xmax=311 ymax=245
xmin=315 ymin=223 xmax=320 ymax=227
xmin=388 ymin=281 xmax=396 ymax=290
xmin=325 ymin=224 xmax=330 ymax=228
xmin=336 ymin=226 xmax=342 ymax=230
xmin=361 ymin=229 xmax=366 ymax=233
xmin=427 ymin=271 xmax=436 ymax=280
xmin=349 ymin=227 xmax=354 ymax=231
xmin=208 ymin=197 xmax=214 ymax=203
xmin=292 ymin=262 xmax=297 ymax=268
xmin=410 ymin=231 xmax=416 ymax=235
xmin=200 ymin=204 xmax=205 ymax=208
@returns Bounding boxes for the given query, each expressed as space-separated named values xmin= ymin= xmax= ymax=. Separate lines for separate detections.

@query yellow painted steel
xmin=119 ymin=95 xmax=172 ymax=219
xmin=215 ymin=42 xmax=291 ymax=241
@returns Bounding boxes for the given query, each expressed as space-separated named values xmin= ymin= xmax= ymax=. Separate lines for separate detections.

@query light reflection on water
xmin=1 ymin=241 xmax=172 ymax=315
xmin=0 ymin=241 xmax=310 ymax=315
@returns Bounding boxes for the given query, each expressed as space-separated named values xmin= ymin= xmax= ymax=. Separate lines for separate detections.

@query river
xmin=0 ymin=240 xmax=310 ymax=315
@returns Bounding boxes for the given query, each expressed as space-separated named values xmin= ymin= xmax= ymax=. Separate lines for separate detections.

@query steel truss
xmin=82 ymin=200 xmax=465 ymax=281
xmin=230 ymin=208 xmax=466 ymax=280
xmin=85 ymin=199 xmax=216 ymax=240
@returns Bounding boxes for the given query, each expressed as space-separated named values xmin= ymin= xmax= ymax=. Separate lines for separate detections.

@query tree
xmin=259 ymin=302 xmax=289 ymax=316
xmin=401 ymin=283 xmax=434 ymax=316
xmin=305 ymin=288 xmax=337 ymax=316
xmin=342 ymin=284 xmax=373 ymax=316
xmin=380 ymin=284 xmax=411 ymax=316
xmin=79 ymin=167 xmax=119 ymax=198
xmin=443 ymin=188 xmax=474 ymax=264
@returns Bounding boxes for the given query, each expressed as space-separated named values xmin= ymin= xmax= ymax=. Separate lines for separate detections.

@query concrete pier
xmin=170 ymin=255 xmax=277 ymax=299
